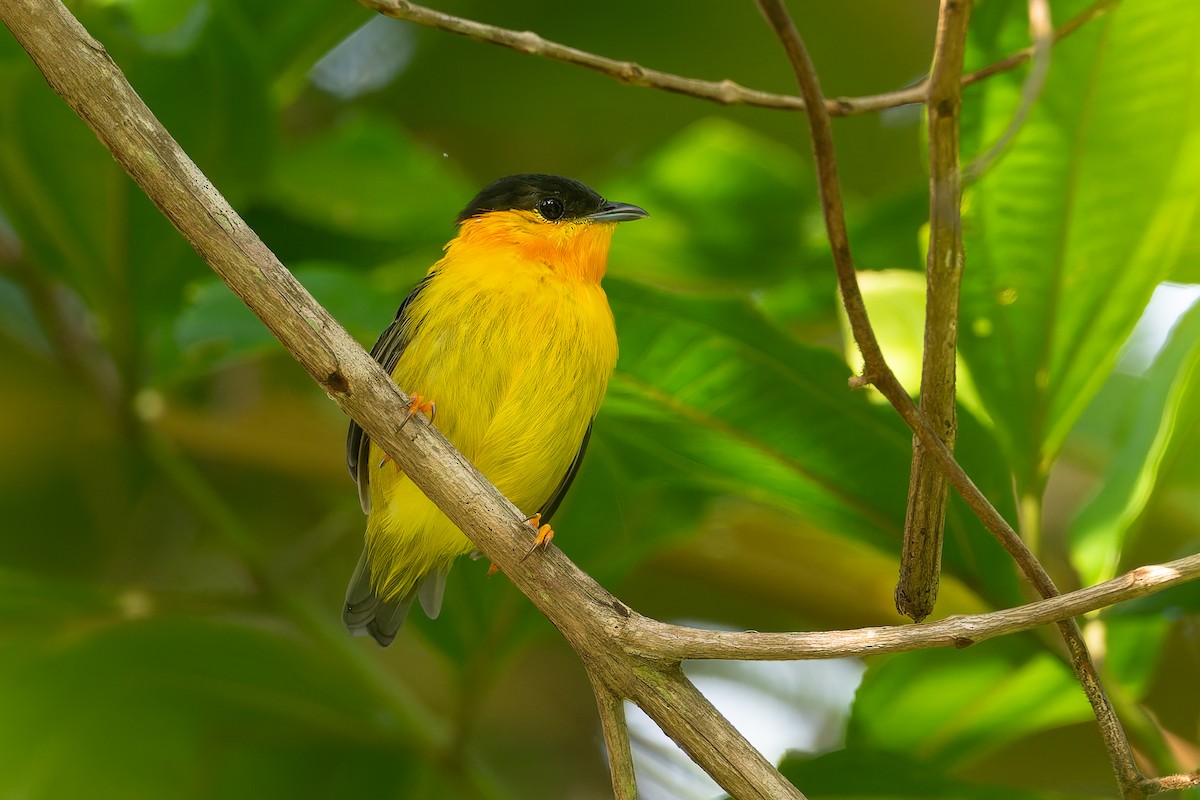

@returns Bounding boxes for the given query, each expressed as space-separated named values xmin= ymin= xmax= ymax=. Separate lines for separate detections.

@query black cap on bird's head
xmin=455 ymin=174 xmax=648 ymax=226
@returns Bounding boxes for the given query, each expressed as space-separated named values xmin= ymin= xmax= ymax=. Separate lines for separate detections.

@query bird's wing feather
xmin=346 ymin=274 xmax=433 ymax=513
xmin=538 ymin=421 xmax=593 ymax=523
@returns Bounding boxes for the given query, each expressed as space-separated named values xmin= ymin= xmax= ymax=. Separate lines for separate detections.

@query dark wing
xmin=346 ymin=274 xmax=433 ymax=514
xmin=538 ymin=422 xmax=593 ymax=523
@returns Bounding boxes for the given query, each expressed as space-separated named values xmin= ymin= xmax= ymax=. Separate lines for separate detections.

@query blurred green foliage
xmin=1 ymin=0 xmax=1199 ymax=799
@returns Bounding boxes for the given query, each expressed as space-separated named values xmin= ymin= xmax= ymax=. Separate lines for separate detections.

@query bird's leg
xmin=520 ymin=512 xmax=555 ymax=561
xmin=482 ymin=515 xmax=556 ymax=573
xmin=398 ymin=393 xmax=436 ymax=429
xmin=378 ymin=392 xmax=437 ymax=468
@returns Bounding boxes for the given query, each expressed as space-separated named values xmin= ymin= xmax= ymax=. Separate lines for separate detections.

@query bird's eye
xmin=538 ymin=196 xmax=565 ymax=221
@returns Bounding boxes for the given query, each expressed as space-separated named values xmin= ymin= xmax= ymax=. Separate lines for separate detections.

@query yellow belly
xmin=365 ymin=256 xmax=617 ymax=600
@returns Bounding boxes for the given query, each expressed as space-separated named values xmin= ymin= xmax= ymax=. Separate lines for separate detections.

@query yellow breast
xmin=365 ymin=211 xmax=619 ymax=599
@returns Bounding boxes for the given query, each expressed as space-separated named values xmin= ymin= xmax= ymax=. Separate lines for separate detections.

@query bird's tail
xmin=342 ymin=548 xmax=449 ymax=647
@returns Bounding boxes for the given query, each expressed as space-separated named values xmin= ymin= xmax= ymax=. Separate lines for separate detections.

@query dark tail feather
xmin=343 ymin=549 xmax=415 ymax=647
xmin=342 ymin=550 xmax=453 ymax=646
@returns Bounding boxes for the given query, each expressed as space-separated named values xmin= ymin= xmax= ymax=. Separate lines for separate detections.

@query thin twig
xmin=750 ymin=2 xmax=1144 ymax=797
xmin=964 ymin=0 xmax=1054 ymax=179
xmin=960 ymin=0 xmax=1117 ymax=91
xmin=626 ymin=554 xmax=1200 ymax=661
xmin=357 ymin=0 xmax=1115 ymax=118
xmin=588 ymin=675 xmax=638 ymax=800
xmin=895 ymin=0 xmax=972 ymax=624
xmin=1143 ymin=773 xmax=1200 ymax=795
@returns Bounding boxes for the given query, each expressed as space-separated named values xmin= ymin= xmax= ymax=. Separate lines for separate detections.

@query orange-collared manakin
xmin=343 ymin=174 xmax=647 ymax=646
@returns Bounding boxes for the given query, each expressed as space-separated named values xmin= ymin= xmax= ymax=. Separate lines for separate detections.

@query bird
xmin=343 ymin=174 xmax=648 ymax=646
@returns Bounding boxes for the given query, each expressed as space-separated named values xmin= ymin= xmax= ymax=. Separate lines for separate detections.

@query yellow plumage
xmin=344 ymin=175 xmax=645 ymax=646
xmin=368 ymin=213 xmax=618 ymax=593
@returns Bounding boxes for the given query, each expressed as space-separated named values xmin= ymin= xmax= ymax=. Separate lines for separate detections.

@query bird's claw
xmin=378 ymin=393 xmax=437 ymax=469
xmin=520 ymin=513 xmax=554 ymax=561
xmin=397 ymin=393 xmax=436 ymax=431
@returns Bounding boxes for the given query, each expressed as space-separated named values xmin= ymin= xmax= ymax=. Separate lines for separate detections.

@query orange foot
xmin=520 ymin=512 xmax=555 ymax=561
xmin=377 ymin=393 xmax=437 ymax=468
xmin=399 ymin=393 xmax=436 ymax=430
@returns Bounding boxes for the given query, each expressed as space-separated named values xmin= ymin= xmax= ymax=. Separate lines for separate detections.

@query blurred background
xmin=1 ymin=0 xmax=1198 ymax=797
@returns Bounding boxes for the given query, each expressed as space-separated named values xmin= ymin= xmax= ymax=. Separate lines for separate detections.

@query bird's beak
xmin=586 ymin=201 xmax=649 ymax=223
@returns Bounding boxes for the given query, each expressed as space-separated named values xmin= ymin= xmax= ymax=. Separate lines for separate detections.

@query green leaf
xmin=0 ymin=0 xmax=275 ymax=374
xmin=170 ymin=263 xmax=400 ymax=378
xmin=942 ymin=408 xmax=1025 ymax=609
xmin=779 ymin=747 xmax=1069 ymax=799
xmin=840 ymin=269 xmax=988 ymax=422
xmin=552 ymin=431 xmax=715 ymax=574
xmin=1068 ymin=299 xmax=1200 ymax=584
xmin=603 ymin=277 xmax=911 ymax=548
xmin=0 ymin=50 xmax=126 ymax=303
xmin=848 ymin=640 xmax=1091 ymax=767
xmin=239 ymin=0 xmax=367 ymax=98
xmin=845 ymin=186 xmax=929 ymax=272
xmin=0 ymin=615 xmax=414 ymax=800
xmin=1103 ymin=614 xmax=1172 ymax=699
xmin=595 ymin=278 xmax=1024 ymax=609
xmin=1172 ymin=200 xmax=1200 ymax=281
xmin=608 ymin=118 xmax=819 ymax=292
xmin=757 ymin=185 xmax=927 ymax=352
xmin=266 ymin=112 xmax=469 ymax=245
xmin=1111 ymin=572 xmax=1200 ymax=616
xmin=959 ymin=0 xmax=1200 ymax=488
xmin=0 ymin=567 xmax=113 ymax=622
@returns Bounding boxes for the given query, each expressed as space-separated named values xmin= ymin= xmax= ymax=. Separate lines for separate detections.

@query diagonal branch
xmin=359 ymin=0 xmax=1116 ymax=117
xmin=895 ymin=0 xmax=972 ymax=624
xmin=0 ymin=3 xmax=803 ymax=798
xmin=750 ymin=1 xmax=1145 ymax=798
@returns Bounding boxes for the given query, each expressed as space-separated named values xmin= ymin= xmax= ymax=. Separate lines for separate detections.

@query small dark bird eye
xmin=538 ymin=196 xmax=565 ymax=221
